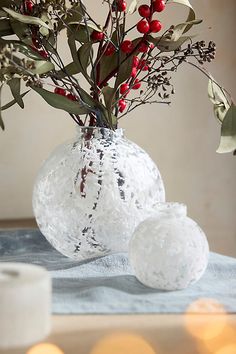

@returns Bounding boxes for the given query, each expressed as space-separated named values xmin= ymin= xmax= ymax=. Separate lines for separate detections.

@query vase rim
xmin=152 ymin=202 xmax=187 ymax=217
xmin=76 ymin=126 xmax=124 ymax=139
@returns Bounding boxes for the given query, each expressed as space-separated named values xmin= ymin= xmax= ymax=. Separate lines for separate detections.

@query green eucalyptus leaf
xmin=31 ymin=86 xmax=91 ymax=115
xmin=3 ymin=7 xmax=52 ymax=29
xmin=167 ymin=0 xmax=196 ymax=34
xmin=39 ymin=26 xmax=49 ymax=37
xmin=213 ymin=103 xmax=228 ymax=123
xmin=102 ymin=86 xmax=116 ymax=109
xmin=208 ymin=79 xmax=229 ymax=107
xmin=115 ymin=54 xmax=134 ymax=88
xmin=208 ymin=79 xmax=230 ymax=123
xmin=102 ymin=86 xmax=116 ymax=125
xmin=217 ymin=104 xmax=236 ymax=154
xmin=147 ymin=35 xmax=192 ymax=52
xmin=7 ymin=77 xmax=24 ymax=108
xmin=165 ymin=19 xmax=202 ymax=42
xmin=78 ymin=42 xmax=93 ymax=75
xmin=65 ymin=5 xmax=83 ymax=25
xmin=99 ymin=52 xmax=118 ymax=85
xmin=68 ymin=24 xmax=94 ymax=43
xmin=68 ymin=35 xmax=92 ymax=84
xmin=30 ymin=60 xmax=54 ymax=75
xmin=56 ymin=62 xmax=79 ymax=79
xmin=39 ymin=12 xmax=52 ymax=37
xmin=10 ymin=19 xmax=32 ymax=45
xmin=128 ymin=0 xmax=140 ymax=14
xmin=98 ymin=28 xmax=123 ymax=84
xmin=78 ymin=88 xmax=99 ymax=110
xmin=67 ymin=34 xmax=84 ymax=77
xmin=1 ymin=90 xmax=30 ymax=111
xmin=0 ymin=84 xmax=5 ymax=131
xmin=0 ymin=18 xmax=13 ymax=36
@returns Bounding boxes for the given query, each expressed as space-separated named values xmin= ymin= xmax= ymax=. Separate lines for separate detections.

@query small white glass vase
xmin=33 ymin=127 xmax=165 ymax=261
xmin=129 ymin=202 xmax=209 ymax=290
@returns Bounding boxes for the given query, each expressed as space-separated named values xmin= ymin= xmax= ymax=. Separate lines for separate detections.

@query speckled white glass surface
xmin=129 ymin=203 xmax=209 ymax=290
xmin=33 ymin=127 xmax=165 ymax=261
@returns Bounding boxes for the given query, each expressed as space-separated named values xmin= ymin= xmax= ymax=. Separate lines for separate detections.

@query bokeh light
xmin=185 ymin=298 xmax=227 ymax=341
xmin=215 ymin=344 xmax=236 ymax=354
xmin=199 ymin=325 xmax=236 ymax=354
xmin=90 ymin=332 xmax=156 ymax=354
xmin=26 ymin=343 xmax=64 ymax=354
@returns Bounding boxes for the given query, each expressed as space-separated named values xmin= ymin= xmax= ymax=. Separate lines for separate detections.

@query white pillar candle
xmin=0 ymin=263 xmax=51 ymax=349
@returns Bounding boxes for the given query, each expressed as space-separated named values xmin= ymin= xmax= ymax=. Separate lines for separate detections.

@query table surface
xmin=1 ymin=229 xmax=236 ymax=314
xmin=2 ymin=314 xmax=236 ymax=354
xmin=1 ymin=223 xmax=236 ymax=353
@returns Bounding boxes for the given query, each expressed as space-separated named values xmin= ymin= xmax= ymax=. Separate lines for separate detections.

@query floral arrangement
xmin=0 ymin=0 xmax=235 ymax=153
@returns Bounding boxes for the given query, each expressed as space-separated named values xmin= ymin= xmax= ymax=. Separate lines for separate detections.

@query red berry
xmin=132 ymin=79 xmax=141 ymax=90
xmin=121 ymin=40 xmax=134 ymax=53
xmin=113 ymin=0 xmax=127 ymax=12
xmin=138 ymin=59 xmax=149 ymax=71
xmin=120 ymin=83 xmax=130 ymax=95
xmin=138 ymin=4 xmax=151 ymax=18
xmin=91 ymin=30 xmax=105 ymax=41
xmin=149 ymin=43 xmax=155 ymax=50
xmin=133 ymin=56 xmax=140 ymax=67
xmin=54 ymin=87 xmax=66 ymax=96
xmin=39 ymin=50 xmax=49 ymax=59
xmin=118 ymin=99 xmax=127 ymax=113
xmin=153 ymin=0 xmax=166 ymax=12
xmin=104 ymin=43 xmax=116 ymax=56
xmin=117 ymin=0 xmax=127 ymax=11
xmin=149 ymin=20 xmax=162 ymax=33
xmin=137 ymin=19 xmax=150 ymax=34
xmin=138 ymin=42 xmax=149 ymax=53
xmin=131 ymin=67 xmax=137 ymax=77
xmin=25 ymin=0 xmax=34 ymax=13
xmin=67 ymin=93 xmax=77 ymax=101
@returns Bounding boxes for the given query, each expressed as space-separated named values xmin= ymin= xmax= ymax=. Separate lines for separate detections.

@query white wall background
xmin=0 ymin=0 xmax=235 ymax=255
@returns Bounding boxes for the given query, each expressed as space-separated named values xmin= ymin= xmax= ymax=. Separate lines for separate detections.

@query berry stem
xmin=99 ymin=37 xmax=146 ymax=89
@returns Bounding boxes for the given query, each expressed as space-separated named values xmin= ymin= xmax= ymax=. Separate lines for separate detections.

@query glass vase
xmin=33 ymin=127 xmax=165 ymax=260
xmin=129 ymin=202 xmax=209 ymax=290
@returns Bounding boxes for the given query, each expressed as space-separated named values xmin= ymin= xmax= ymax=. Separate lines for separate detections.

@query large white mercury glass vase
xmin=33 ymin=127 xmax=165 ymax=261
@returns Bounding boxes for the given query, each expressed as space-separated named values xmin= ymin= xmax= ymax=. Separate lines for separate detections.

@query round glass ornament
xmin=129 ymin=202 xmax=209 ymax=290
xmin=33 ymin=127 xmax=165 ymax=261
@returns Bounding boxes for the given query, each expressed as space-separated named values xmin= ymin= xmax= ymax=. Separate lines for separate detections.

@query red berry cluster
xmin=118 ymin=55 xmax=143 ymax=112
xmin=117 ymin=1 xmax=166 ymax=113
xmin=54 ymin=88 xmax=77 ymax=101
xmin=137 ymin=0 xmax=165 ymax=34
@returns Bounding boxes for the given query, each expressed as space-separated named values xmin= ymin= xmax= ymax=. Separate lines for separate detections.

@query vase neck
xmin=152 ymin=202 xmax=187 ymax=218
xmin=76 ymin=127 xmax=124 ymax=140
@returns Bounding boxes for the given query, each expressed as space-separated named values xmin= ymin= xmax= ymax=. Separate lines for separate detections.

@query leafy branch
xmin=0 ymin=0 xmax=234 ymax=154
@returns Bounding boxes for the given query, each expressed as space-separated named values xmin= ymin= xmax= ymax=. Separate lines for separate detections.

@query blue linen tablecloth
xmin=0 ymin=229 xmax=236 ymax=314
